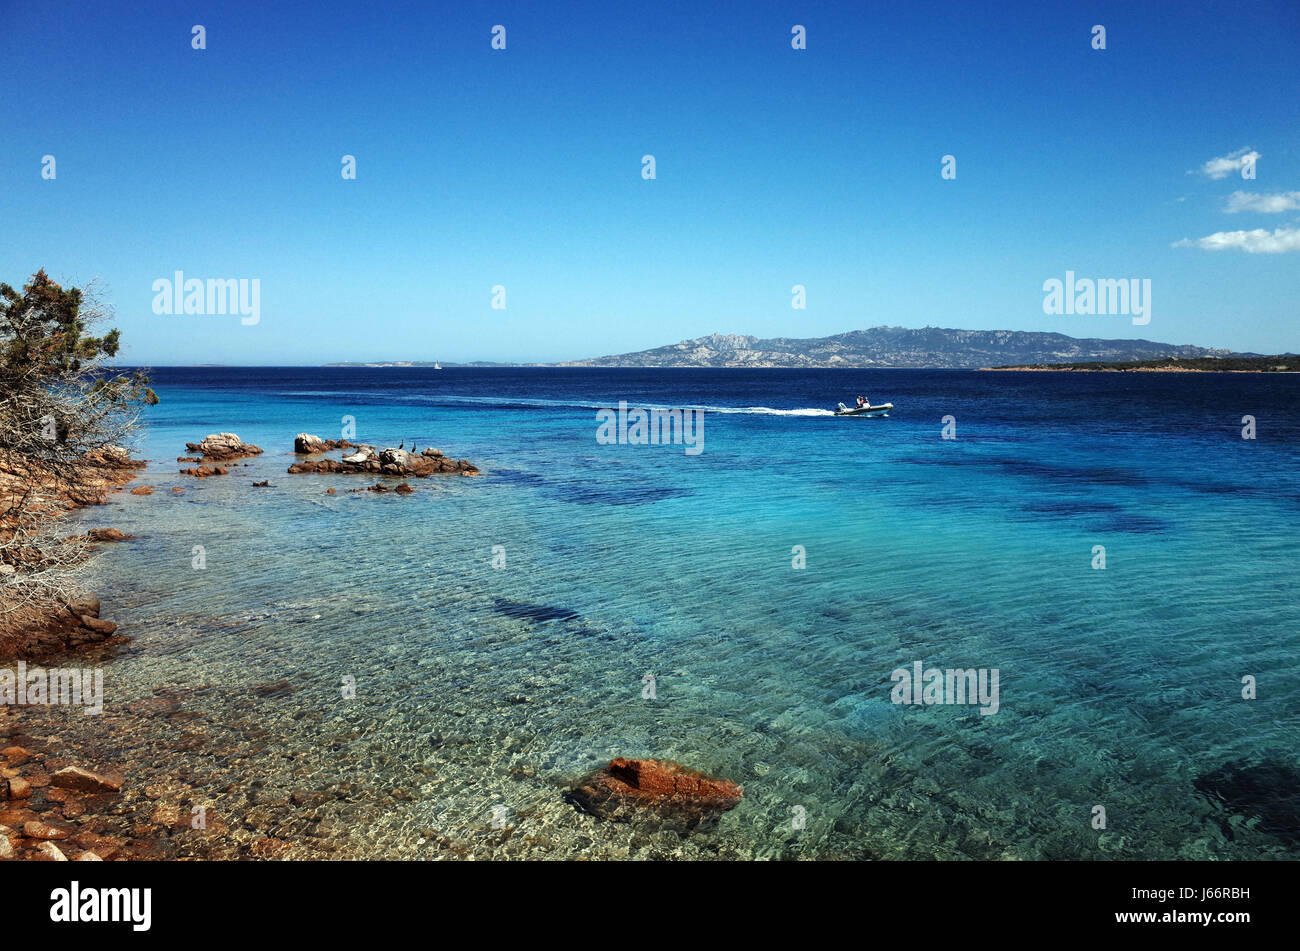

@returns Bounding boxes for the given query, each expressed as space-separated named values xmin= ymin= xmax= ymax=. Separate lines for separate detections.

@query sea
xmin=30 ymin=366 xmax=1300 ymax=859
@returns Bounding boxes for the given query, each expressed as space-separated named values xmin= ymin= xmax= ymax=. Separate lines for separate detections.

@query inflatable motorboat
xmin=834 ymin=401 xmax=893 ymax=417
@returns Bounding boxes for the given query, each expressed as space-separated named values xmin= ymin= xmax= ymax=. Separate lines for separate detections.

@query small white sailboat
xmin=433 ymin=361 xmax=442 ymax=370
xmin=834 ymin=400 xmax=892 ymax=417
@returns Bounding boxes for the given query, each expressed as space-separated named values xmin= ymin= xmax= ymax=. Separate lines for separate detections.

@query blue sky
xmin=2 ymin=0 xmax=1297 ymax=364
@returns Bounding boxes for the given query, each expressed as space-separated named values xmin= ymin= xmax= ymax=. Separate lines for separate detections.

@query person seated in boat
xmin=855 ymin=395 xmax=867 ymax=408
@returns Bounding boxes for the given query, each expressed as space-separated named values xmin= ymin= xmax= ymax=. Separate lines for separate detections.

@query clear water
xmin=27 ymin=367 xmax=1300 ymax=859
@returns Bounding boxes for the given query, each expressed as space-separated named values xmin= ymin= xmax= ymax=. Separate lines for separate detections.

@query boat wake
xmin=294 ymin=391 xmax=840 ymax=416
xmin=702 ymin=405 xmax=835 ymax=417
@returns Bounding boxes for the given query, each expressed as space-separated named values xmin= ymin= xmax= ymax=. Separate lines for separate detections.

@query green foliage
xmin=994 ymin=355 xmax=1297 ymax=372
xmin=0 ymin=270 xmax=116 ymax=375
xmin=0 ymin=269 xmax=157 ymax=402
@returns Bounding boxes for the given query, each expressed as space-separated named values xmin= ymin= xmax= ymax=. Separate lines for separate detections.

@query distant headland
xmin=982 ymin=355 xmax=1297 ymax=373
xmin=325 ymin=327 xmax=1266 ymax=370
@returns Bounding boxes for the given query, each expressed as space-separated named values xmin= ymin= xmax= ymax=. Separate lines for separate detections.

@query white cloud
xmin=1198 ymin=147 xmax=1259 ymax=179
xmin=1224 ymin=190 xmax=1300 ymax=213
xmin=1173 ymin=227 xmax=1300 ymax=253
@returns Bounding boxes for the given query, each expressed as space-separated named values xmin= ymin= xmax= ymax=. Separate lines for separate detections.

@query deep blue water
xmin=51 ymin=366 xmax=1300 ymax=859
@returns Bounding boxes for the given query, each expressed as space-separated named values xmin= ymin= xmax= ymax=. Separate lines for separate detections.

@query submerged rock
xmin=7 ymin=777 xmax=32 ymax=799
xmin=50 ymin=766 xmax=123 ymax=795
xmin=179 ymin=465 xmax=229 ymax=478
xmin=251 ymin=680 xmax=294 ymax=699
xmin=23 ymin=818 xmax=75 ymax=839
xmin=566 ymin=757 xmax=743 ymax=832
xmin=87 ymin=528 xmax=132 ymax=542
xmin=349 ymin=483 xmax=394 ymax=494
xmin=1195 ymin=757 xmax=1300 ymax=847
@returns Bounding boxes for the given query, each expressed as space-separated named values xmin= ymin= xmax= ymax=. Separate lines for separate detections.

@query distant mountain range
xmin=320 ymin=326 xmax=1252 ymax=370
xmin=553 ymin=327 xmax=1244 ymax=369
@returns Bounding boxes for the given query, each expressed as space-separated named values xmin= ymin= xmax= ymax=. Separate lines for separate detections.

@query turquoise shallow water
xmin=24 ymin=367 xmax=1300 ymax=859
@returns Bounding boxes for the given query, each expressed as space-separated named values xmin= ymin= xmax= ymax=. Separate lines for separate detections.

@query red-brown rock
xmin=2 ymin=747 xmax=31 ymax=766
xmin=88 ymin=528 xmax=132 ymax=542
xmin=23 ymin=818 xmax=76 ymax=839
xmin=7 ymin=777 xmax=32 ymax=799
xmin=50 ymin=766 xmax=123 ymax=795
xmin=567 ymin=758 xmax=743 ymax=831
xmin=83 ymin=447 xmax=143 ymax=470
xmin=79 ymin=616 xmax=117 ymax=635
xmin=179 ymin=466 xmax=229 ymax=478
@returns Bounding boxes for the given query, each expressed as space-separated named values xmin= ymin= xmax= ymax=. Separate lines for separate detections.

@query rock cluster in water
xmin=293 ymin=433 xmax=360 ymax=454
xmin=288 ymin=444 xmax=478 ymax=477
xmin=184 ymin=432 xmax=263 ymax=461
xmin=348 ymin=482 xmax=415 ymax=494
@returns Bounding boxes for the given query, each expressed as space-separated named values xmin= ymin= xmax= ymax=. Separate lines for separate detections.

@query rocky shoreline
xmin=1 ymin=429 xmax=488 ymax=860
xmin=3 ymin=431 xmax=483 ymax=662
xmin=2 ymin=431 xmax=750 ymax=861
xmin=287 ymin=432 xmax=479 ymax=478
xmin=0 ymin=449 xmax=145 ymax=661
